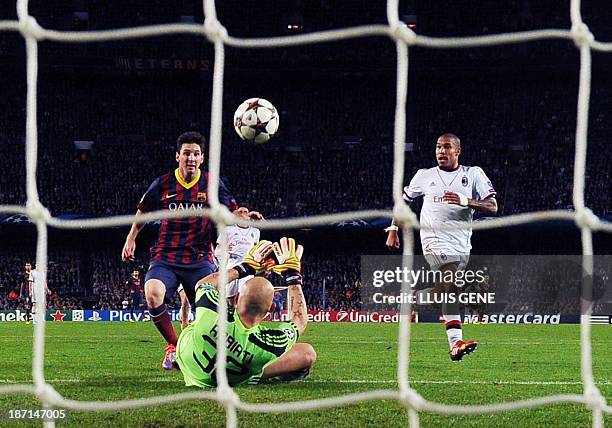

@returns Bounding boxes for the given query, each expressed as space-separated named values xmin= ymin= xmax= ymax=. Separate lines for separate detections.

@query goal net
xmin=0 ymin=0 xmax=611 ymax=426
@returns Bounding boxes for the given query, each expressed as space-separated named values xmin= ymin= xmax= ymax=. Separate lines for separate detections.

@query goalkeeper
xmin=176 ymin=237 xmax=315 ymax=387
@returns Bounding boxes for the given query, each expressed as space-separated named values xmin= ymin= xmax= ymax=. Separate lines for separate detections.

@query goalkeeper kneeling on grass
xmin=176 ymin=237 xmax=315 ymax=387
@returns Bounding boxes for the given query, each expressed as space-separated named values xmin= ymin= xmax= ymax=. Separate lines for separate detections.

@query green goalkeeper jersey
xmin=176 ymin=284 xmax=299 ymax=387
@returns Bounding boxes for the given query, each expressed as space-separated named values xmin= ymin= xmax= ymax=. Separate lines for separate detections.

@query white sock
xmin=443 ymin=315 xmax=463 ymax=347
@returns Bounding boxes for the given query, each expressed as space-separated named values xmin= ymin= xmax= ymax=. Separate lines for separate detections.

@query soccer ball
xmin=233 ymin=98 xmax=279 ymax=144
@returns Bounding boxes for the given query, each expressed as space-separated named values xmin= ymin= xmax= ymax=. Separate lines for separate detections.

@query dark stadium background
xmin=0 ymin=0 xmax=610 ymax=310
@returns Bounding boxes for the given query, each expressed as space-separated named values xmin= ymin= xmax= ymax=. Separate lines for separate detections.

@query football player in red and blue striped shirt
xmin=125 ymin=270 xmax=145 ymax=322
xmin=122 ymin=131 xmax=251 ymax=370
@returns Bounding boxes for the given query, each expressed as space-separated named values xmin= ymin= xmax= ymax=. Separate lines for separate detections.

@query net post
xmin=568 ymin=1 xmax=603 ymax=418
xmin=214 ymin=219 xmax=232 ymax=388
xmin=17 ymin=0 xmax=55 ymax=410
xmin=408 ymin=408 xmax=420 ymax=427
xmin=225 ymin=403 xmax=238 ymax=428
xmin=202 ymin=0 xmax=228 ymax=211
xmin=17 ymin=0 xmax=44 ymax=204
xmin=586 ymin=387 xmax=605 ymax=428
xmin=387 ymin=0 xmax=420 ymax=403
xmin=217 ymin=385 xmax=239 ymax=428
xmin=32 ymin=221 xmax=49 ymax=388
xmin=200 ymin=0 xmax=240 ymax=417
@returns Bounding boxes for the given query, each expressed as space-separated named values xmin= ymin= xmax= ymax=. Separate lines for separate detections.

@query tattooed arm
xmin=272 ymin=237 xmax=308 ymax=335
xmin=287 ymin=283 xmax=308 ymax=336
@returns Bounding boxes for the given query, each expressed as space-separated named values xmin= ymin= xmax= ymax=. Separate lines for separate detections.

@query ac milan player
xmin=214 ymin=206 xmax=263 ymax=305
xmin=125 ymin=270 xmax=145 ymax=322
xmin=21 ymin=263 xmax=33 ymax=323
xmin=122 ymin=131 xmax=260 ymax=370
xmin=385 ymin=133 xmax=497 ymax=361
xmin=23 ymin=262 xmax=49 ymax=324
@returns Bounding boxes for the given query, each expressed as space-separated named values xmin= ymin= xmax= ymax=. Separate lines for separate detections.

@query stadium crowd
xmin=0 ymin=1 xmax=611 ymax=219
xmin=0 ymin=75 xmax=610 ymax=218
xmin=2 ymin=248 xmax=609 ymax=315
xmin=0 ymin=250 xmax=82 ymax=311
xmin=0 ymin=249 xmax=363 ymax=311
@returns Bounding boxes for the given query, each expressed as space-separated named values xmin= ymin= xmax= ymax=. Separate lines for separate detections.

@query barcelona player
xmin=125 ymin=270 xmax=145 ymax=322
xmin=122 ymin=131 xmax=256 ymax=370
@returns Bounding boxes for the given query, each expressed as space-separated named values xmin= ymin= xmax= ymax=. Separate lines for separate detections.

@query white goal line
xmin=3 ymin=378 xmax=612 ymax=386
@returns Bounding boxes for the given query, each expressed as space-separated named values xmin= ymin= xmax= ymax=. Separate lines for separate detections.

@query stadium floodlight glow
xmin=0 ymin=0 xmax=609 ymax=426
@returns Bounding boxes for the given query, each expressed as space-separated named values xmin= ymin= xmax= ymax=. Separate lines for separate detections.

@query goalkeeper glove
xmin=270 ymin=237 xmax=304 ymax=274
xmin=269 ymin=237 xmax=304 ymax=287
xmin=234 ymin=240 xmax=273 ymax=278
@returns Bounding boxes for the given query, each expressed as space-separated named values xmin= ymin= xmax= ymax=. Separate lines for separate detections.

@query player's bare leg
xmin=24 ymin=299 xmax=31 ymax=323
xmin=260 ymin=343 xmax=317 ymax=382
xmin=145 ymin=279 xmax=178 ymax=370
xmin=433 ymin=262 xmax=477 ymax=362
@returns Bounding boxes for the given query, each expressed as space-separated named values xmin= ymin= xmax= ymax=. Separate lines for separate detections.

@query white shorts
xmin=422 ymin=243 xmax=469 ymax=271
xmin=226 ymin=275 xmax=253 ymax=298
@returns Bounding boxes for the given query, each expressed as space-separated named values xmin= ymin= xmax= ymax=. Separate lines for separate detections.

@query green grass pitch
xmin=0 ymin=322 xmax=610 ymax=427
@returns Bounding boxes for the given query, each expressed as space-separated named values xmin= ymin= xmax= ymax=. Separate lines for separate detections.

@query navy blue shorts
xmin=145 ymin=259 xmax=217 ymax=305
xmin=129 ymin=292 xmax=143 ymax=307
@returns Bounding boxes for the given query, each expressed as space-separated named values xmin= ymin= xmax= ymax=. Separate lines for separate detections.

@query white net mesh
xmin=1 ymin=0 xmax=611 ymax=426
